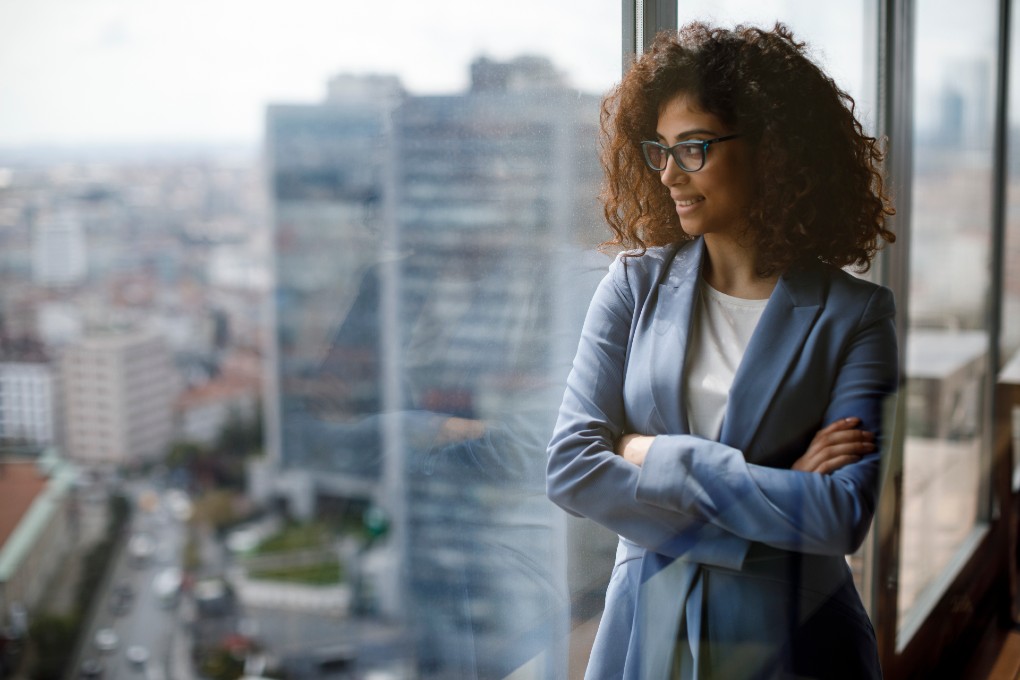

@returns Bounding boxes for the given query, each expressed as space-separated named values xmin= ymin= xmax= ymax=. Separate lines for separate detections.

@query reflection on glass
xmin=2 ymin=2 xmax=627 ymax=678
xmin=264 ymin=58 xmax=614 ymax=677
xmin=898 ymin=0 xmax=998 ymax=635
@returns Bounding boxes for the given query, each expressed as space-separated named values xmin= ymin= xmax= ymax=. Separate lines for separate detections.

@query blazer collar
xmin=651 ymin=239 xmax=824 ymax=456
xmin=642 ymin=239 xmax=703 ymax=435
xmin=719 ymin=261 xmax=824 ymax=456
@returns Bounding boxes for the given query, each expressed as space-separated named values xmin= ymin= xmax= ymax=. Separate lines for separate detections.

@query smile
xmin=675 ymin=197 xmax=705 ymax=207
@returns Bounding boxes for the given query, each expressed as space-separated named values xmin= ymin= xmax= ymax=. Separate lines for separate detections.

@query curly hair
xmin=600 ymin=22 xmax=895 ymax=275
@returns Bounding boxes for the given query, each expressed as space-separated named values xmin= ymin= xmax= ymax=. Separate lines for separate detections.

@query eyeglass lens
xmin=644 ymin=143 xmax=705 ymax=172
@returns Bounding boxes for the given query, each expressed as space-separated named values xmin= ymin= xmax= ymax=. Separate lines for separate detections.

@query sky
xmin=0 ymin=0 xmax=1000 ymax=149
xmin=0 ymin=0 xmax=620 ymax=147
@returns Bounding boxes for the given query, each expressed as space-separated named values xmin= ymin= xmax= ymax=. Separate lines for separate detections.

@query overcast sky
xmin=0 ymin=0 xmax=620 ymax=147
xmin=0 ymin=0 xmax=999 ymax=148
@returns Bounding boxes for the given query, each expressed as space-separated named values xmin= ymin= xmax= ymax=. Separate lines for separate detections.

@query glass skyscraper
xmin=264 ymin=57 xmax=613 ymax=678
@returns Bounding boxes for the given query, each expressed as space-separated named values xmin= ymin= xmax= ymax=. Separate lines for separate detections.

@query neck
xmin=701 ymin=233 xmax=778 ymax=300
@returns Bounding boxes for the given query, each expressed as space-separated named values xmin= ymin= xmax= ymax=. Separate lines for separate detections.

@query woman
xmin=546 ymin=22 xmax=898 ymax=679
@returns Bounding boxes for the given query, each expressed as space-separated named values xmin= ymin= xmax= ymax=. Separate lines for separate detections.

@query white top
xmin=684 ymin=281 xmax=768 ymax=440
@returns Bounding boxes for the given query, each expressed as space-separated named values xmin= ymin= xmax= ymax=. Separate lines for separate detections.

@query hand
xmin=436 ymin=417 xmax=487 ymax=445
xmin=615 ymin=434 xmax=655 ymax=467
xmin=792 ymin=417 xmax=875 ymax=474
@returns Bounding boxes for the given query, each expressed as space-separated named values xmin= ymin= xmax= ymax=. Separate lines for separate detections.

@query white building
xmin=31 ymin=211 xmax=87 ymax=288
xmin=0 ymin=359 xmax=57 ymax=448
xmin=62 ymin=331 xmax=178 ymax=465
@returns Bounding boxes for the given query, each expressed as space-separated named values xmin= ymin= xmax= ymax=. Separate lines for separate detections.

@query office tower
xmin=62 ymin=331 xmax=177 ymax=465
xmin=265 ymin=56 xmax=605 ymax=678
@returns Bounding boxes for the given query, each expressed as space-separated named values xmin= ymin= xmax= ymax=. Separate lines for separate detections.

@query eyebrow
xmin=655 ymin=128 xmax=719 ymax=142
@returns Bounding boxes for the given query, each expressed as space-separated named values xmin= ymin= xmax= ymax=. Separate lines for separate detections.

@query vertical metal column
xmin=872 ymin=0 xmax=913 ymax=671
xmin=622 ymin=0 xmax=678 ymax=70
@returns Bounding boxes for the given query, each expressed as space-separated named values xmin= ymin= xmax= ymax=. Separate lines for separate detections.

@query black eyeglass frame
xmin=639 ymin=133 xmax=744 ymax=172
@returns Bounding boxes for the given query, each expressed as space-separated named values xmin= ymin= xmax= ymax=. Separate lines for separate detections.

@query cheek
xmin=729 ymin=171 xmax=758 ymax=211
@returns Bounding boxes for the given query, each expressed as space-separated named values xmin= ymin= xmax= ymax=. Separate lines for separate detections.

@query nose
xmin=659 ymin=154 xmax=688 ymax=187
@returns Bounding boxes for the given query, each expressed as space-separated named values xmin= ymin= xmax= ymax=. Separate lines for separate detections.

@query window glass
xmin=1004 ymin=0 xmax=1020 ymax=491
xmin=0 ymin=2 xmax=619 ymax=678
xmin=898 ymin=0 xmax=999 ymax=640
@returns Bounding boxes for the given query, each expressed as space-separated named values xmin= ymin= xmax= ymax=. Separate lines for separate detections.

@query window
xmin=1 ymin=2 xmax=627 ymax=676
xmin=896 ymin=0 xmax=999 ymax=642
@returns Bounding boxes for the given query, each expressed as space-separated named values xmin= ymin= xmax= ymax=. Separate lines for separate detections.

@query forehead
xmin=656 ymin=94 xmax=726 ymax=135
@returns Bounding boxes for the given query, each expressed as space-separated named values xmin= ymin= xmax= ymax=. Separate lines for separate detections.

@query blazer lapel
xmin=718 ymin=263 xmax=824 ymax=458
xmin=638 ymin=238 xmax=705 ymax=435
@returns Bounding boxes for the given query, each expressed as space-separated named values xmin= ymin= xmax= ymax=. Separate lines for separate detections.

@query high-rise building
xmin=61 ymin=331 xmax=177 ymax=465
xmin=263 ymin=56 xmax=610 ymax=678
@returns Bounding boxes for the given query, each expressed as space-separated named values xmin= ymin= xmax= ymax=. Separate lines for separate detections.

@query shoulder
xmin=802 ymin=262 xmax=896 ymax=326
xmin=608 ymin=241 xmax=689 ymax=292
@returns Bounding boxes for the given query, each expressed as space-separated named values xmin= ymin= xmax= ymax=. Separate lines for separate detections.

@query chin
xmin=679 ymin=222 xmax=708 ymax=237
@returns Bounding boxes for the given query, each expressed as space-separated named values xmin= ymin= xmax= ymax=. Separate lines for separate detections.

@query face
xmin=654 ymin=94 xmax=756 ymax=241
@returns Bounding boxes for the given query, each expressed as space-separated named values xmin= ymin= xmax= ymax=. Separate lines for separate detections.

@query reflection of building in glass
xmin=262 ymin=56 xmax=608 ymax=677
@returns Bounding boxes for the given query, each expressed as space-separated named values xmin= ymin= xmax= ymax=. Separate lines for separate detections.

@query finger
xmin=799 ymin=440 xmax=875 ymax=472
xmin=807 ymin=419 xmax=865 ymax=450
xmin=819 ymin=417 xmax=862 ymax=435
xmin=820 ymin=429 xmax=875 ymax=447
xmin=815 ymin=454 xmax=863 ymax=475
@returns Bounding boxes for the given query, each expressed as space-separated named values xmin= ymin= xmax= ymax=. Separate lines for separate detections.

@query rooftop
xmin=0 ymin=460 xmax=49 ymax=549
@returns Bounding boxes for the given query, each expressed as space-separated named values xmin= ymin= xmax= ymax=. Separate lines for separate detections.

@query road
xmin=70 ymin=484 xmax=191 ymax=680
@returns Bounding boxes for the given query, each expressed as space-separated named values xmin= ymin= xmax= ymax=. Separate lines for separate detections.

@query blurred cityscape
xmin=0 ymin=55 xmax=618 ymax=680
xmin=2 ymin=29 xmax=1019 ymax=679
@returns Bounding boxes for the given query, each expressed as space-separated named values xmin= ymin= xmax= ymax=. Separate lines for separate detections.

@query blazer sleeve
xmin=546 ymin=255 xmax=751 ymax=570
xmin=634 ymin=284 xmax=898 ymax=556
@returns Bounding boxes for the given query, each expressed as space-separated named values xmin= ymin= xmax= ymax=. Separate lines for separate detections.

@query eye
xmin=679 ymin=145 xmax=701 ymax=159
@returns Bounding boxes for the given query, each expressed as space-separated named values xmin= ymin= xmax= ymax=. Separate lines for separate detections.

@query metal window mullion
xmin=872 ymin=0 xmax=914 ymax=672
xmin=623 ymin=0 xmax=678 ymax=72
xmin=984 ymin=0 xmax=1011 ymax=521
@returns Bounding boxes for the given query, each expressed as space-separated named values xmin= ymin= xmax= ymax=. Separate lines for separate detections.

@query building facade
xmin=0 ymin=455 xmax=76 ymax=634
xmin=0 ymin=341 xmax=57 ymax=450
xmin=62 ymin=331 xmax=177 ymax=465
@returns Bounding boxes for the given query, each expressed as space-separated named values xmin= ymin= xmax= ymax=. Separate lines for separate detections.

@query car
xmin=128 ymin=533 xmax=155 ymax=566
xmin=152 ymin=566 xmax=182 ymax=607
xmin=126 ymin=644 xmax=150 ymax=668
xmin=93 ymin=627 xmax=118 ymax=653
xmin=79 ymin=658 xmax=104 ymax=678
xmin=108 ymin=583 xmax=134 ymax=615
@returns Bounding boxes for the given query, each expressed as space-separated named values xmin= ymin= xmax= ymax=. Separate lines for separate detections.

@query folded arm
xmin=546 ymin=256 xmax=751 ymax=569
xmin=633 ymin=285 xmax=898 ymax=555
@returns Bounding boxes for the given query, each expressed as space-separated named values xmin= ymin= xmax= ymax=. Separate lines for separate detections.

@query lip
xmin=673 ymin=195 xmax=704 ymax=215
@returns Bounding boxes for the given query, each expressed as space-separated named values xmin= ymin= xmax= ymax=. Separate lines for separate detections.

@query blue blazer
xmin=547 ymin=238 xmax=897 ymax=679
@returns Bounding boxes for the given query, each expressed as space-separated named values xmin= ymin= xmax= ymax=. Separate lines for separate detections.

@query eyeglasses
xmin=639 ymin=134 xmax=743 ymax=173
